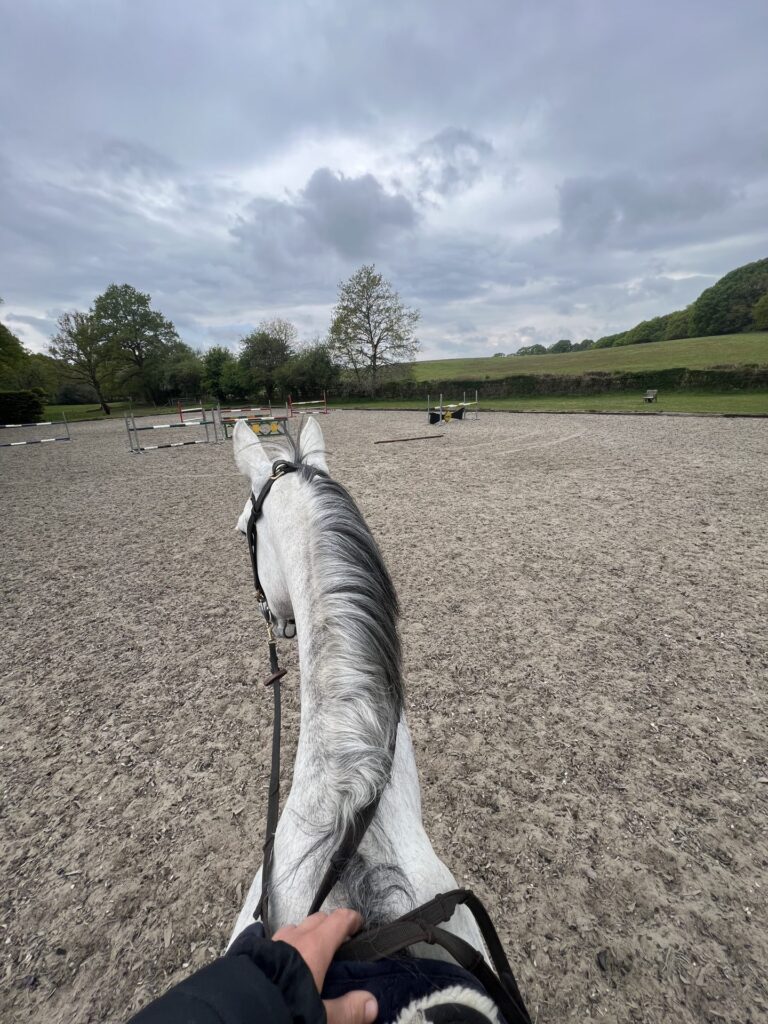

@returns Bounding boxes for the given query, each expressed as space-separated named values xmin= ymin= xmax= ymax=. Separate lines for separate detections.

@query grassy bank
xmin=411 ymin=332 xmax=768 ymax=381
xmin=333 ymin=391 xmax=768 ymax=416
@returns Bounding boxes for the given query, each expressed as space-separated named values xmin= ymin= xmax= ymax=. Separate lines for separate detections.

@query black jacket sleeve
xmin=128 ymin=925 xmax=326 ymax=1024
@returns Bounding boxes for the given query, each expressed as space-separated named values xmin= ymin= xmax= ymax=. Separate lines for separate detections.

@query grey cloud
xmin=414 ymin=128 xmax=494 ymax=197
xmin=1 ymin=1 xmax=767 ymax=357
xmin=559 ymin=174 xmax=738 ymax=248
xmin=302 ymin=169 xmax=416 ymax=257
xmin=233 ymin=168 xmax=417 ymax=265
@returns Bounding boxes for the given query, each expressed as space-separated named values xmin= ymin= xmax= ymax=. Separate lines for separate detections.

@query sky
xmin=1 ymin=1 xmax=767 ymax=360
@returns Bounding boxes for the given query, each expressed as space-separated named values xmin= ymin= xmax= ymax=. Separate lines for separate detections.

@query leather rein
xmin=244 ymin=459 xmax=532 ymax=1024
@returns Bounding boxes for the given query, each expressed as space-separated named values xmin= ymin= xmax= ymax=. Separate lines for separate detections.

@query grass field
xmin=411 ymin=331 xmax=768 ymax=380
xmin=334 ymin=391 xmax=768 ymax=415
xmin=43 ymin=402 xmax=176 ymax=422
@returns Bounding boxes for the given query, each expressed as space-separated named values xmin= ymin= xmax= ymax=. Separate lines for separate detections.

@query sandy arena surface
xmin=2 ymin=410 xmax=767 ymax=1023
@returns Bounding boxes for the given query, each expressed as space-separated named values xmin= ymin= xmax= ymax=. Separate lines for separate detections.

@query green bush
xmin=0 ymin=389 xmax=45 ymax=422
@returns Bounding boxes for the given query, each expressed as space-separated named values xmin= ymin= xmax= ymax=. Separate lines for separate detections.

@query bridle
xmin=243 ymin=458 xmax=532 ymax=1024
xmin=246 ymin=458 xmax=298 ymax=643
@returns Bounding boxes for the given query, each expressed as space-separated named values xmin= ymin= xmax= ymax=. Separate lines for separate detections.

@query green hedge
xmin=342 ymin=364 xmax=768 ymax=400
xmin=0 ymin=390 xmax=45 ymax=423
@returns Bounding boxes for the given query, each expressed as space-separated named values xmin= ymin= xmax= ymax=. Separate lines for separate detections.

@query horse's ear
xmin=298 ymin=415 xmax=329 ymax=472
xmin=232 ymin=419 xmax=272 ymax=476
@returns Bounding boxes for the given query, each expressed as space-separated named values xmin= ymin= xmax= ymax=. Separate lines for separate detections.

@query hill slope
xmin=412 ymin=331 xmax=768 ymax=382
xmin=595 ymin=257 xmax=768 ymax=347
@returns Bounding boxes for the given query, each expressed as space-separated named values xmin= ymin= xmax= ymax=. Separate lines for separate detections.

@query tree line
xmin=0 ymin=265 xmax=420 ymax=412
xmin=591 ymin=257 xmax=768 ymax=349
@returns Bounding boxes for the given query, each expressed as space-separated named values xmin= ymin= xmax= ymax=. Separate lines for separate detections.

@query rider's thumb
xmin=324 ymin=990 xmax=378 ymax=1024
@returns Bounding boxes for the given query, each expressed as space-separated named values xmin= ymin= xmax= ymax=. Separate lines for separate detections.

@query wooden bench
xmin=643 ymin=390 xmax=658 ymax=403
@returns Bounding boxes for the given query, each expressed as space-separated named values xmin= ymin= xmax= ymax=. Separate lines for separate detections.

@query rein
xmin=243 ymin=458 xmax=531 ymax=1023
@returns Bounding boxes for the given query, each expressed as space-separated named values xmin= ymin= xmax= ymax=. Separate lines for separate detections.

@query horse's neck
xmin=276 ymin=484 xmax=399 ymax=831
xmin=235 ymin=481 xmax=486 ymax=952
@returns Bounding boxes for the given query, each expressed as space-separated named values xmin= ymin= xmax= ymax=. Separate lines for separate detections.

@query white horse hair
xmin=228 ymin=416 xmax=486 ymax=957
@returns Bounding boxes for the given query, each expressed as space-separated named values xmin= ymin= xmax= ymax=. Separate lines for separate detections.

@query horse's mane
xmin=269 ymin=423 xmax=409 ymax=918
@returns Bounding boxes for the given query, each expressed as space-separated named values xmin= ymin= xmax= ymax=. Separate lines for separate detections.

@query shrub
xmin=0 ymin=389 xmax=45 ymax=422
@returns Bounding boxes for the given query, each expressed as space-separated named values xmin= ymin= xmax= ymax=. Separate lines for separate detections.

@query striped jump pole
xmin=288 ymin=391 xmax=327 ymax=417
xmin=0 ymin=413 xmax=71 ymax=447
xmin=126 ymin=412 xmax=221 ymax=453
xmin=177 ymin=399 xmax=207 ymax=423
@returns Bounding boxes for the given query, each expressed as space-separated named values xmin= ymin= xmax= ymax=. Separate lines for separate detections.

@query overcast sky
xmin=1 ymin=1 xmax=766 ymax=359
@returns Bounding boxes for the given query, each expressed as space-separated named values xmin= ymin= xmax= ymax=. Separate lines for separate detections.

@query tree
xmin=276 ymin=341 xmax=340 ymax=399
xmin=220 ymin=357 xmax=249 ymax=401
xmin=239 ymin=318 xmax=296 ymax=402
xmin=549 ymin=339 xmax=573 ymax=353
xmin=92 ymin=283 xmax=179 ymax=402
xmin=752 ymin=291 xmax=768 ymax=330
xmin=328 ymin=265 xmax=420 ymax=396
xmin=515 ymin=344 xmax=547 ymax=356
xmin=663 ymin=309 xmax=691 ymax=341
xmin=159 ymin=341 xmax=204 ymax=399
xmin=689 ymin=258 xmax=768 ymax=336
xmin=0 ymin=296 xmax=28 ymax=387
xmin=49 ymin=310 xmax=115 ymax=414
xmin=202 ymin=346 xmax=237 ymax=400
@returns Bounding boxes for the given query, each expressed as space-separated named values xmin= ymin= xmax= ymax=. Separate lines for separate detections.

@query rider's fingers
xmin=317 ymin=908 xmax=364 ymax=949
xmin=292 ymin=911 xmax=328 ymax=934
xmin=325 ymin=991 xmax=378 ymax=1024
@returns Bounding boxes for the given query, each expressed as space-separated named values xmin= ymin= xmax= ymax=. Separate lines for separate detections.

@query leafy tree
xmin=549 ymin=339 xmax=573 ymax=353
xmin=752 ymin=291 xmax=768 ymax=330
xmin=328 ymin=265 xmax=420 ymax=396
xmin=92 ymin=283 xmax=179 ymax=402
xmin=239 ymin=318 xmax=296 ymax=402
xmin=492 ymin=352 xmax=506 ymax=357
xmin=49 ymin=310 xmax=115 ymax=414
xmin=220 ymin=357 xmax=249 ymax=401
xmin=1 ymin=322 xmax=27 ymax=385
xmin=572 ymin=338 xmax=595 ymax=351
xmin=159 ymin=341 xmax=204 ymax=399
xmin=276 ymin=341 xmax=340 ymax=399
xmin=202 ymin=346 xmax=237 ymax=400
xmin=663 ymin=308 xmax=691 ymax=340
xmin=515 ymin=344 xmax=547 ymax=355
xmin=690 ymin=258 xmax=768 ymax=336
xmin=0 ymin=297 xmax=28 ymax=386
xmin=16 ymin=353 xmax=62 ymax=399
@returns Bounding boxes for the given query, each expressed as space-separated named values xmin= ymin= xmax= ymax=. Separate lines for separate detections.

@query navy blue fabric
xmin=322 ymin=956 xmax=488 ymax=1024
xmin=237 ymin=923 xmax=491 ymax=1022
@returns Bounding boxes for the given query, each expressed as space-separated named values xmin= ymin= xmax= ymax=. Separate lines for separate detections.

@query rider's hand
xmin=274 ymin=909 xmax=378 ymax=1024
